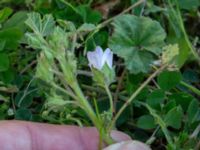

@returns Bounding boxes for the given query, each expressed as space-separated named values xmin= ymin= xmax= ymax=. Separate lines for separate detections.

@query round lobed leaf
xmin=109 ymin=14 xmax=166 ymax=74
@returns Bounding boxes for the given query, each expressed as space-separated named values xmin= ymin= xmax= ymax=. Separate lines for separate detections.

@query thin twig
xmin=52 ymin=83 xmax=78 ymax=101
xmin=152 ymin=79 xmax=160 ymax=89
xmin=113 ymin=69 xmax=126 ymax=114
xmin=17 ymin=77 xmax=35 ymax=107
xmin=98 ymin=0 xmax=145 ymax=28
xmin=11 ymin=93 xmax=16 ymax=113
xmin=190 ymin=124 xmax=200 ymax=139
xmin=105 ymin=85 xmax=114 ymax=115
xmin=83 ymin=0 xmax=145 ymax=47
xmin=108 ymin=64 xmax=168 ymax=131
xmin=140 ymin=0 xmax=147 ymax=16
xmin=77 ymin=70 xmax=93 ymax=77
xmin=59 ymin=0 xmax=79 ymax=14
xmin=20 ymin=60 xmax=37 ymax=74
xmin=195 ymin=140 xmax=200 ymax=150
xmin=146 ymin=126 xmax=160 ymax=145
xmin=180 ymin=81 xmax=200 ymax=96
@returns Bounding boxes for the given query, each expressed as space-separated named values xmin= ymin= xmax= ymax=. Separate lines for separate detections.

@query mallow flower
xmin=87 ymin=46 xmax=115 ymax=86
xmin=87 ymin=46 xmax=113 ymax=70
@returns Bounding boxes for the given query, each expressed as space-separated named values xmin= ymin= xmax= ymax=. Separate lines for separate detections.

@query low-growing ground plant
xmin=0 ymin=0 xmax=200 ymax=149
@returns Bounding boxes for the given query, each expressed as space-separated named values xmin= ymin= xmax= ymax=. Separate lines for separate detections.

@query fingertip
xmin=103 ymin=140 xmax=151 ymax=150
xmin=110 ymin=130 xmax=131 ymax=143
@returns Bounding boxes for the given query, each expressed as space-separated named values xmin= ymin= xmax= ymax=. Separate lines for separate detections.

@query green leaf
xmin=157 ymin=71 xmax=182 ymax=91
xmin=178 ymin=0 xmax=200 ymax=10
xmin=36 ymin=53 xmax=54 ymax=83
xmin=145 ymin=2 xmax=166 ymax=14
xmin=48 ymin=26 xmax=69 ymax=54
xmin=91 ymin=68 xmax=106 ymax=87
xmin=15 ymin=91 xmax=33 ymax=108
xmin=137 ymin=115 xmax=156 ymax=129
xmin=183 ymin=69 xmax=200 ymax=83
xmin=0 ymin=7 xmax=13 ymax=23
xmin=0 ymin=27 xmax=23 ymax=50
xmin=126 ymin=73 xmax=145 ymax=94
xmin=163 ymin=100 xmax=176 ymax=113
xmin=89 ymin=58 xmax=115 ymax=87
xmin=146 ymin=89 xmax=165 ymax=109
xmin=165 ymin=2 xmax=192 ymax=67
xmin=164 ymin=106 xmax=183 ymax=129
xmin=77 ymin=6 xmax=102 ymax=24
xmin=169 ymin=92 xmax=194 ymax=111
xmin=25 ymin=12 xmax=55 ymax=36
xmin=46 ymin=93 xmax=67 ymax=111
xmin=0 ymin=94 xmax=9 ymax=102
xmin=0 ymin=103 xmax=9 ymax=119
xmin=78 ymin=23 xmax=96 ymax=32
xmin=101 ymin=64 xmax=115 ymax=86
xmin=0 ymin=53 xmax=9 ymax=72
xmin=0 ymin=68 xmax=15 ymax=83
xmin=109 ymin=15 xmax=166 ymax=74
xmin=0 ymin=40 xmax=6 ymax=51
xmin=187 ymin=99 xmax=199 ymax=124
xmin=25 ymin=32 xmax=46 ymax=50
xmin=131 ymin=0 xmax=145 ymax=16
xmin=116 ymin=101 xmax=131 ymax=126
xmin=86 ymin=31 xmax=108 ymax=51
xmin=4 ymin=11 xmax=27 ymax=31
xmin=15 ymin=108 xmax=32 ymax=120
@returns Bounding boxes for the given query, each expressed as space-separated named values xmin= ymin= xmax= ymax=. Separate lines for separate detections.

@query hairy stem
xmin=71 ymin=82 xmax=114 ymax=145
xmin=114 ymin=69 xmax=126 ymax=114
xmin=180 ymin=81 xmax=200 ymax=96
xmin=105 ymin=85 xmax=114 ymax=115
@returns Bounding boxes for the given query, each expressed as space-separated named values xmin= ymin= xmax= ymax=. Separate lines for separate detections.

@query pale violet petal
xmin=87 ymin=52 xmax=94 ymax=67
xmin=87 ymin=46 xmax=113 ymax=70
xmin=87 ymin=51 xmax=101 ymax=69
xmin=87 ymin=46 xmax=105 ymax=69
xmin=95 ymin=46 xmax=104 ymax=68
xmin=95 ymin=46 xmax=104 ymax=58
xmin=102 ymin=48 xmax=113 ymax=68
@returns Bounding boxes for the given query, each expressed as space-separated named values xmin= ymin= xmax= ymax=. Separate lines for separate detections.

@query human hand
xmin=0 ymin=120 xmax=129 ymax=150
xmin=103 ymin=140 xmax=151 ymax=150
xmin=0 ymin=121 xmax=149 ymax=150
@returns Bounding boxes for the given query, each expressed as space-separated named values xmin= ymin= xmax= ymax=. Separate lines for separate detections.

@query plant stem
xmin=180 ymin=81 xmax=200 ymax=96
xmin=52 ymin=83 xmax=78 ymax=100
xmin=114 ymin=69 xmax=126 ymax=114
xmin=71 ymin=82 xmax=101 ymax=128
xmin=67 ymin=116 xmax=83 ymax=127
xmin=59 ymin=0 xmax=79 ymax=14
xmin=83 ymin=0 xmax=145 ymax=52
xmin=71 ymin=82 xmax=114 ymax=145
xmin=98 ymin=0 xmax=146 ymax=28
xmin=108 ymin=64 xmax=168 ymax=131
xmin=168 ymin=0 xmax=200 ymax=64
xmin=55 ymin=66 xmax=114 ymax=145
xmin=190 ymin=124 xmax=200 ymax=139
xmin=146 ymin=126 xmax=160 ymax=145
xmin=176 ymin=6 xmax=200 ymax=64
xmin=105 ymin=85 xmax=114 ymax=115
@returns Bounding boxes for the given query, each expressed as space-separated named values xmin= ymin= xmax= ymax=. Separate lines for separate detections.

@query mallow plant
xmin=87 ymin=46 xmax=115 ymax=115
xmin=24 ymin=12 xmax=179 ymax=149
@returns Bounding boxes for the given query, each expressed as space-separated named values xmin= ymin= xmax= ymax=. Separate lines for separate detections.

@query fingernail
xmin=110 ymin=130 xmax=131 ymax=142
xmin=103 ymin=140 xmax=151 ymax=150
